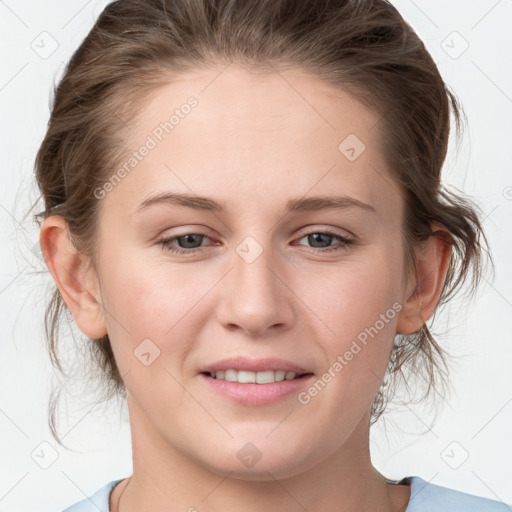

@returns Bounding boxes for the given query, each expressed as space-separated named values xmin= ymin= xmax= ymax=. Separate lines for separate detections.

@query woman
xmin=34 ymin=0 xmax=507 ymax=510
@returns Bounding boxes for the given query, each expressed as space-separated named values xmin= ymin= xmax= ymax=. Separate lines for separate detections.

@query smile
xmin=207 ymin=369 xmax=309 ymax=383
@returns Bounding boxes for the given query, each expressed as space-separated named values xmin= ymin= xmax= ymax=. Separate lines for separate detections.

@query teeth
xmin=209 ymin=369 xmax=302 ymax=383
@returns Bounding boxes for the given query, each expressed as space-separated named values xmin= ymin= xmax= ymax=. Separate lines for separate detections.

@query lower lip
xmin=199 ymin=373 xmax=315 ymax=406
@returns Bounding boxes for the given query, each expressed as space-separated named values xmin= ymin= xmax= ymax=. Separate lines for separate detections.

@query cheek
xmin=305 ymin=250 xmax=403 ymax=342
xmin=304 ymin=246 xmax=404 ymax=398
xmin=97 ymin=259 xmax=214 ymax=413
xmin=99 ymin=254 xmax=218 ymax=363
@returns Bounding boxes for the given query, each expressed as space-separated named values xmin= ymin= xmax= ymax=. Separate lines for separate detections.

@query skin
xmin=40 ymin=65 xmax=451 ymax=512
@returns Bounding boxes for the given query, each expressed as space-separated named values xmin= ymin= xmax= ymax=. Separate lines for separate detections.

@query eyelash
xmin=157 ymin=229 xmax=356 ymax=255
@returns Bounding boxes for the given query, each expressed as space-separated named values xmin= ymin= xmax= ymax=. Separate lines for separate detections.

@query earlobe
xmin=396 ymin=222 xmax=452 ymax=335
xmin=39 ymin=215 xmax=107 ymax=339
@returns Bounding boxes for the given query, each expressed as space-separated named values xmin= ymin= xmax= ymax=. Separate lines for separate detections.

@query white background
xmin=1 ymin=1 xmax=511 ymax=510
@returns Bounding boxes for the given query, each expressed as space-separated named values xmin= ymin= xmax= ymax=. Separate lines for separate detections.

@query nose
xmin=215 ymin=242 xmax=296 ymax=337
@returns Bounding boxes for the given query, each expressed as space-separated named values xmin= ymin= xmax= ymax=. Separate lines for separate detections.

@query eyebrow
xmin=135 ymin=191 xmax=376 ymax=215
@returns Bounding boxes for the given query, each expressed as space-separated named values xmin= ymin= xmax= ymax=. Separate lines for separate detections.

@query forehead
xmin=106 ymin=65 xmax=401 ymax=222
xmin=133 ymin=65 xmax=381 ymax=151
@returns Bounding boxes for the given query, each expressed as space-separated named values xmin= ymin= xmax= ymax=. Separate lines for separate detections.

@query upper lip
xmin=200 ymin=357 xmax=313 ymax=375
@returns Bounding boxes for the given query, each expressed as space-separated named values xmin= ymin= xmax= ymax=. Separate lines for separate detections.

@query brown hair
xmin=31 ymin=0 xmax=492 ymax=446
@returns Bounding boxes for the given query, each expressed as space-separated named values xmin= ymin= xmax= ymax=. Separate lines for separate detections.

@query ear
xmin=396 ymin=221 xmax=452 ymax=335
xmin=39 ymin=215 xmax=107 ymax=339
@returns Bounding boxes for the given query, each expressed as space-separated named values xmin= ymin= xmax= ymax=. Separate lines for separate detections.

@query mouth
xmin=198 ymin=357 xmax=315 ymax=404
xmin=199 ymin=371 xmax=315 ymax=406
xmin=201 ymin=369 xmax=314 ymax=384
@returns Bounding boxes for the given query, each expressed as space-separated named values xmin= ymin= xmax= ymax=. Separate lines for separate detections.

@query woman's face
xmin=92 ymin=65 xmax=410 ymax=479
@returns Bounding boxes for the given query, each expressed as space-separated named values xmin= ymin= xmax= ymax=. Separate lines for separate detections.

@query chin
xmin=206 ymin=459 xmax=310 ymax=482
xmin=199 ymin=439 xmax=317 ymax=481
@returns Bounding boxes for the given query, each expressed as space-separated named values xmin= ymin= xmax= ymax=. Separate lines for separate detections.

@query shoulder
xmin=58 ymin=475 xmax=511 ymax=512
xmin=59 ymin=479 xmax=123 ymax=512
xmin=405 ymin=476 xmax=511 ymax=512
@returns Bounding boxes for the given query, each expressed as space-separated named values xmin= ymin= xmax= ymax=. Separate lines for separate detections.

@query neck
xmin=112 ymin=396 xmax=410 ymax=512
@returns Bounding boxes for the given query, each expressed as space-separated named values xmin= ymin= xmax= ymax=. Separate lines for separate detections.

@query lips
xmin=199 ymin=356 xmax=313 ymax=375
xmin=198 ymin=371 xmax=315 ymax=405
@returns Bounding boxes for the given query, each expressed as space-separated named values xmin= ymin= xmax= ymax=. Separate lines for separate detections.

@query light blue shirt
xmin=61 ymin=476 xmax=511 ymax=511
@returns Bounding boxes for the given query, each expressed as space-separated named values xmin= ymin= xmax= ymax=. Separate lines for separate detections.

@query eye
xmin=158 ymin=231 xmax=213 ymax=254
xmin=294 ymin=229 xmax=356 ymax=253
